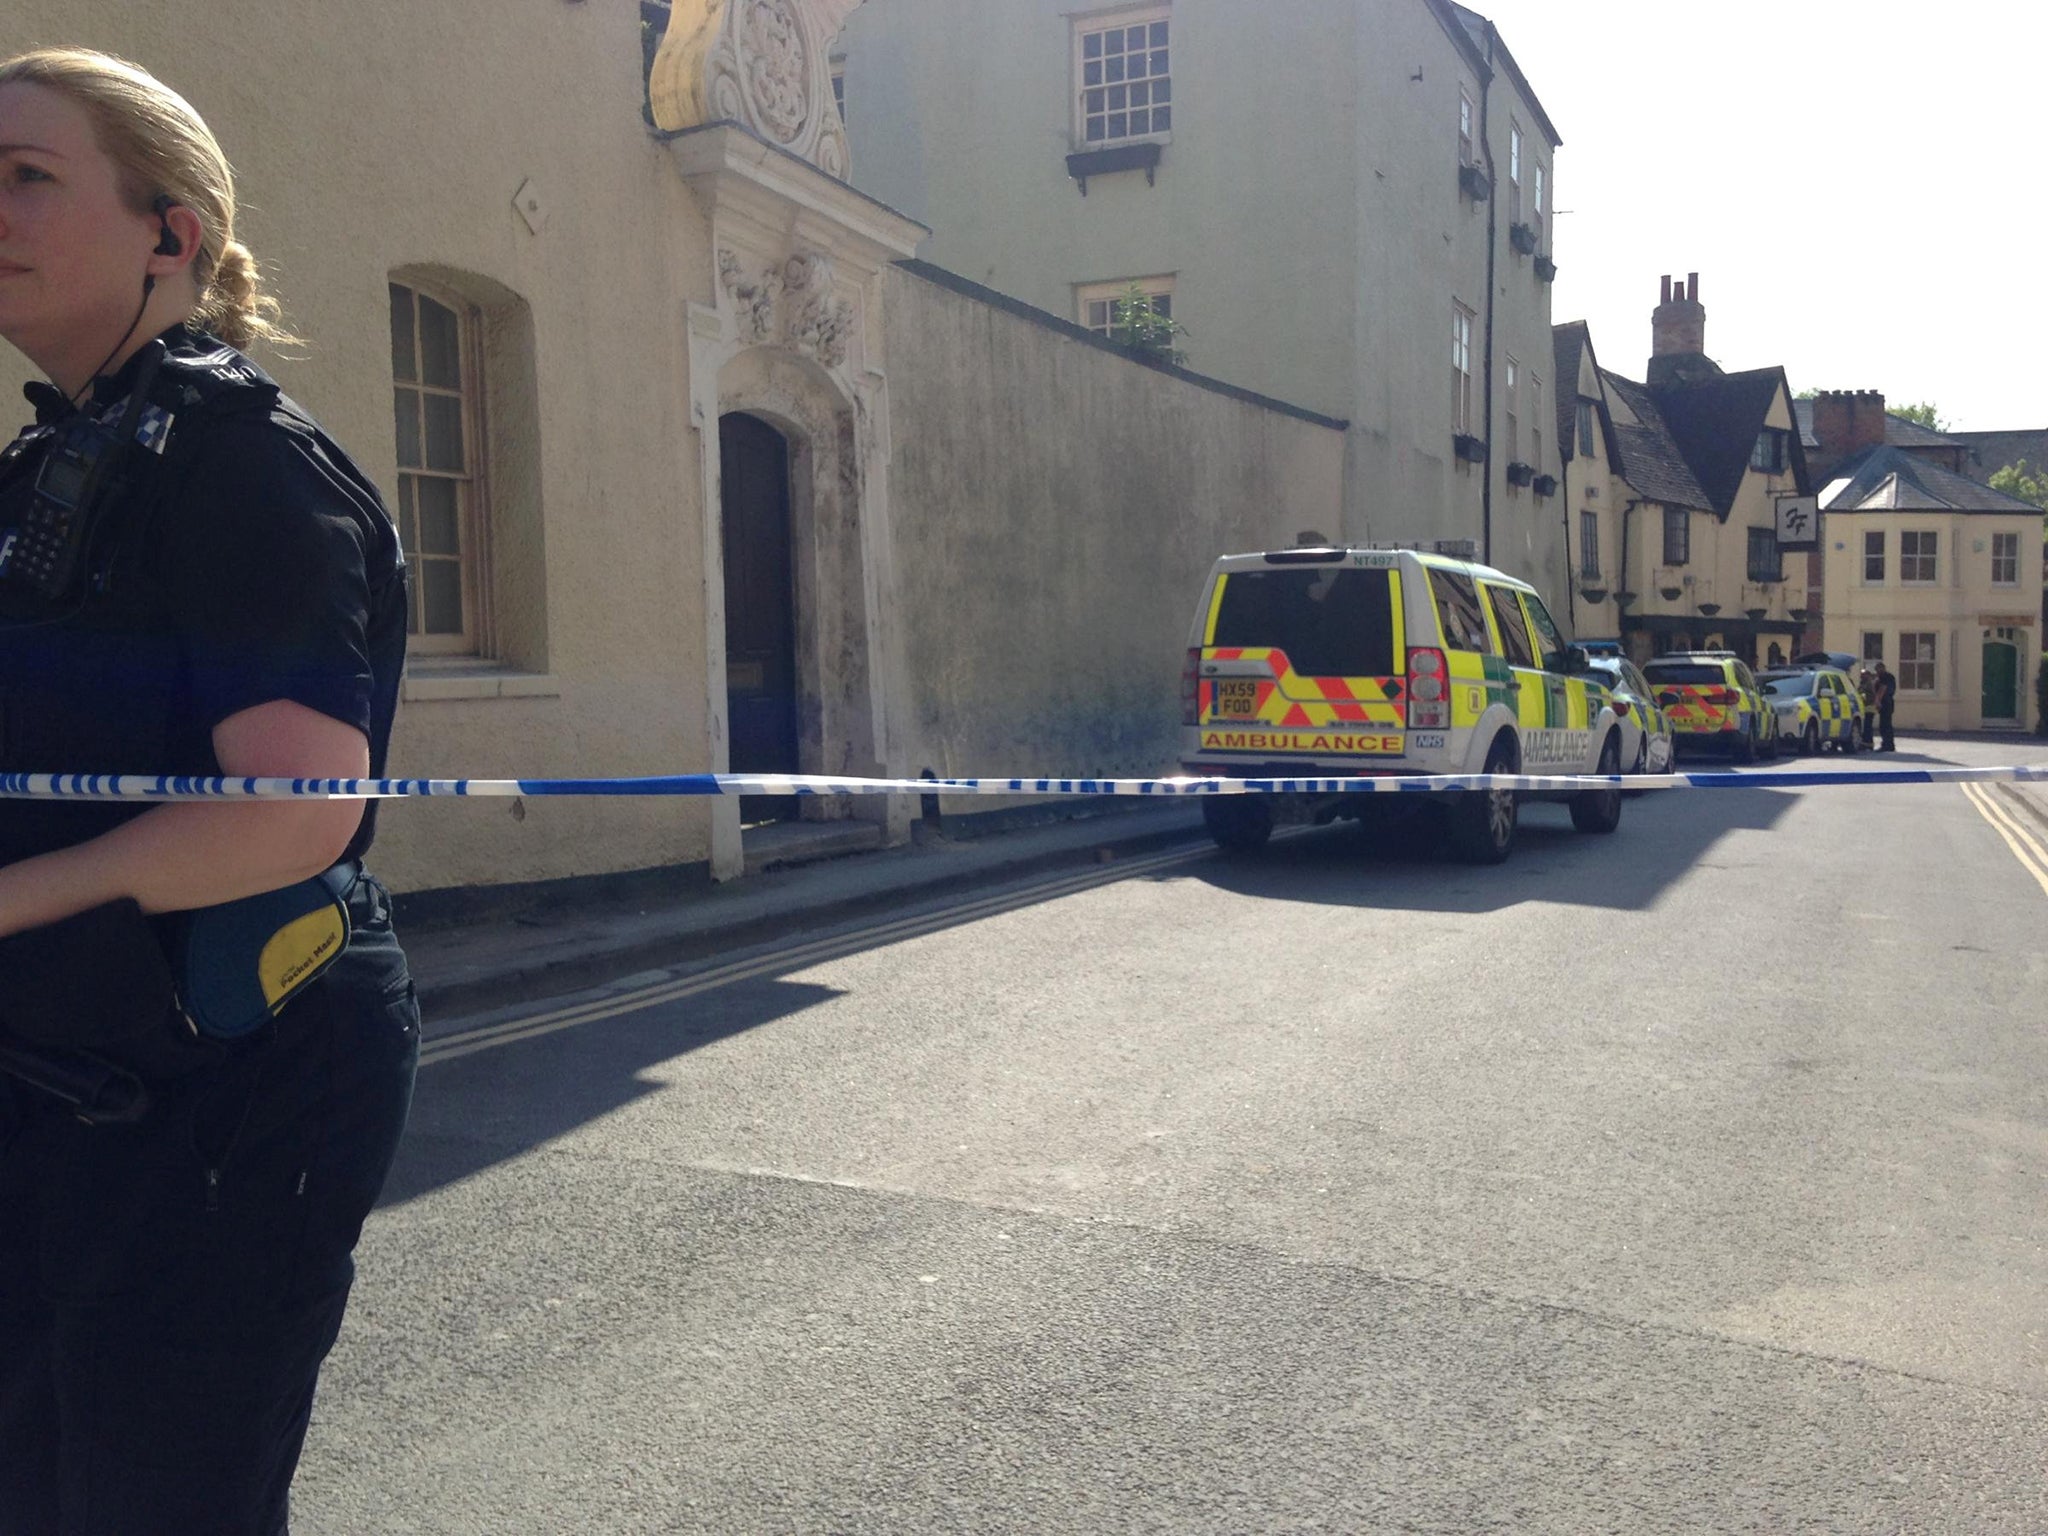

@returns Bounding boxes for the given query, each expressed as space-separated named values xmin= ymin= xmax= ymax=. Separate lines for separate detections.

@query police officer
xmin=1871 ymin=660 xmax=1898 ymax=752
xmin=0 ymin=49 xmax=416 ymax=1532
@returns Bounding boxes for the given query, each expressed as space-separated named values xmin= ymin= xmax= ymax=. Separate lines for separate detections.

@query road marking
xmin=1959 ymin=782 xmax=2048 ymax=899
xmin=419 ymin=840 xmax=1218 ymax=1066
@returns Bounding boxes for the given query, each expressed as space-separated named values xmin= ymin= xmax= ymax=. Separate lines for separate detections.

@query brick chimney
xmin=1646 ymin=273 xmax=1719 ymax=385
xmin=1810 ymin=390 xmax=1888 ymax=462
xmin=1652 ymin=272 xmax=1705 ymax=357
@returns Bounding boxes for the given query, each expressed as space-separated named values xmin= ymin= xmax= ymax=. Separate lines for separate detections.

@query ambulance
xmin=1180 ymin=544 xmax=1626 ymax=863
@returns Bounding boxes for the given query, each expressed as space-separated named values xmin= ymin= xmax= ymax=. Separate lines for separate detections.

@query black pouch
xmin=173 ymin=865 xmax=355 ymax=1040
xmin=0 ymin=898 xmax=205 ymax=1081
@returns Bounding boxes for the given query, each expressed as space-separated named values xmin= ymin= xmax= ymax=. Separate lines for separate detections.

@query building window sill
xmin=1066 ymin=139 xmax=1165 ymax=193
xmin=402 ymin=666 xmax=561 ymax=702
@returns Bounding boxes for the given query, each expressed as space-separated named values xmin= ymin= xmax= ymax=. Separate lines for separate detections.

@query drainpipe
xmin=1619 ymin=498 xmax=1639 ymax=653
xmin=1478 ymin=23 xmax=1498 ymax=565
xmin=1560 ymin=454 xmax=1575 ymax=632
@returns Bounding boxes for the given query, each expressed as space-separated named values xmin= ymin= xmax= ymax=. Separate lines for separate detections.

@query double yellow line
xmin=1959 ymin=782 xmax=2048 ymax=899
xmin=418 ymin=839 xmax=1216 ymax=1067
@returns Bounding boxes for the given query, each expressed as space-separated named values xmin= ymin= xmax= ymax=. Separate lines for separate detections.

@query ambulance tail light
xmin=1407 ymin=647 xmax=1449 ymax=729
xmin=1182 ymin=648 xmax=1202 ymax=725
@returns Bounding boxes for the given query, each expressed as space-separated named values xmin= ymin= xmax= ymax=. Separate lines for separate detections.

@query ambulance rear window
xmin=1645 ymin=663 xmax=1724 ymax=685
xmin=1211 ymin=569 xmax=1396 ymax=678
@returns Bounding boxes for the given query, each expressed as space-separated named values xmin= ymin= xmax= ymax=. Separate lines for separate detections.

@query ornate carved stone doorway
xmin=653 ymin=0 xmax=928 ymax=879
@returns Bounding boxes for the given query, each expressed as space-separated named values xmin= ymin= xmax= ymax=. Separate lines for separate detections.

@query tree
xmin=1888 ymin=400 xmax=1948 ymax=431
xmin=1109 ymin=284 xmax=1189 ymax=367
xmin=1990 ymin=460 xmax=2048 ymax=509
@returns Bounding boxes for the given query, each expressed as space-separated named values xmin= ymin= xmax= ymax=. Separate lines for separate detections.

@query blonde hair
xmin=0 ymin=47 xmax=300 ymax=350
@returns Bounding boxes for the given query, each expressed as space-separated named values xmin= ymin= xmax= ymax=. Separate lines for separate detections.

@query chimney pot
xmin=1661 ymin=275 xmax=1672 ymax=304
xmin=1688 ymin=271 xmax=1699 ymax=301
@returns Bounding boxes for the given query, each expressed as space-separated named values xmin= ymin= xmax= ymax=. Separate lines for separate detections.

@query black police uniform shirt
xmin=0 ymin=324 xmax=407 ymax=873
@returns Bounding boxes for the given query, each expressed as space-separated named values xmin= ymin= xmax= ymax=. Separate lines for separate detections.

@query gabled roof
xmin=1820 ymin=444 xmax=2046 ymax=514
xmin=1555 ymin=321 xmax=1623 ymax=470
xmin=1599 ymin=370 xmax=1712 ymax=511
xmin=1553 ymin=322 xmax=1588 ymax=453
xmin=1791 ymin=400 xmax=1970 ymax=452
xmin=1650 ymin=367 xmax=1810 ymax=516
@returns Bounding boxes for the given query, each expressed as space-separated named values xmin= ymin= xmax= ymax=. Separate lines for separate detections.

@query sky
xmin=1469 ymin=0 xmax=2047 ymax=433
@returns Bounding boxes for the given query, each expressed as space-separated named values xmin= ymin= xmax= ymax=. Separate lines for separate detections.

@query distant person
xmin=1871 ymin=661 xmax=1898 ymax=751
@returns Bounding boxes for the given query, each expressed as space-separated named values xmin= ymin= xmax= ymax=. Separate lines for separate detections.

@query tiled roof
xmin=1791 ymin=399 xmax=1972 ymax=452
xmin=1651 ymin=368 xmax=1805 ymax=516
xmin=1818 ymin=444 xmax=2045 ymax=514
xmin=1950 ymin=428 xmax=2048 ymax=484
xmin=1599 ymin=370 xmax=1712 ymax=510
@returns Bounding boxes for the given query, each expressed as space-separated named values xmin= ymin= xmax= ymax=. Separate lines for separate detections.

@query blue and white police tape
xmin=1 ymin=765 xmax=2044 ymax=802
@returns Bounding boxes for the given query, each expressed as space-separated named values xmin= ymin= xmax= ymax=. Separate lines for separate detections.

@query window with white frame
xmin=1749 ymin=429 xmax=1787 ymax=474
xmin=1991 ymin=530 xmax=2020 ymax=585
xmin=1458 ymin=88 xmax=1474 ymax=165
xmin=1900 ymin=529 xmax=1938 ymax=583
xmin=1508 ymin=119 xmax=1523 ymax=221
xmin=1452 ymin=303 xmax=1474 ymax=434
xmin=1899 ymin=631 xmax=1937 ymax=692
xmin=1580 ymin=510 xmax=1600 ymax=580
xmin=1862 ymin=529 xmax=1885 ymax=583
xmin=1077 ymin=276 xmax=1174 ymax=338
xmin=1532 ymin=161 xmax=1545 ymax=243
xmin=389 ymin=280 xmax=484 ymax=652
xmin=1530 ymin=374 xmax=1542 ymax=475
xmin=1576 ymin=399 xmax=1596 ymax=458
xmin=1077 ymin=8 xmax=1171 ymax=147
xmin=1861 ymin=632 xmax=1884 ymax=664
xmin=1504 ymin=356 xmax=1520 ymax=468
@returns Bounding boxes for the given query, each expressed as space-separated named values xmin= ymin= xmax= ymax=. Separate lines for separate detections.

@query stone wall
xmin=881 ymin=263 xmax=1346 ymax=806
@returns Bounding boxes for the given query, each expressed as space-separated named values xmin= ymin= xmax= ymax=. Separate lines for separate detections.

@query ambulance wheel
xmin=1203 ymin=796 xmax=1272 ymax=854
xmin=1447 ymin=737 xmax=1519 ymax=864
xmin=1802 ymin=721 xmax=1820 ymax=756
xmin=1571 ymin=733 xmax=1624 ymax=834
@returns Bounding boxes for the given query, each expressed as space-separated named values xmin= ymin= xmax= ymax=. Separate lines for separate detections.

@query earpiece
xmin=150 ymin=194 xmax=181 ymax=258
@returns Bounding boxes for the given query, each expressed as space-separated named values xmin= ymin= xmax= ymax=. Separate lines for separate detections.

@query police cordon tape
xmin=1 ymin=765 xmax=2045 ymax=801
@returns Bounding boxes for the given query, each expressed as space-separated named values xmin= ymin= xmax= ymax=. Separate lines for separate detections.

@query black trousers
xmin=1879 ymin=705 xmax=1896 ymax=749
xmin=0 ymin=874 xmax=418 ymax=1536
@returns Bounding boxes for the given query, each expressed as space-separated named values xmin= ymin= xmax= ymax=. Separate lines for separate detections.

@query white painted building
xmin=834 ymin=0 xmax=1570 ymax=608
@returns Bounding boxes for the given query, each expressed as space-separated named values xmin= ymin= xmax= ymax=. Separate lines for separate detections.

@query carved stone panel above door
xmin=650 ymin=0 xmax=862 ymax=179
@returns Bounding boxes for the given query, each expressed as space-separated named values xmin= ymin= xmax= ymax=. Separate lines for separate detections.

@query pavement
xmin=397 ymin=730 xmax=2048 ymax=1024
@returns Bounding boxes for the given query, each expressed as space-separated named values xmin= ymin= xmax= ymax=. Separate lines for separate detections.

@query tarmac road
xmin=296 ymin=737 xmax=2048 ymax=1534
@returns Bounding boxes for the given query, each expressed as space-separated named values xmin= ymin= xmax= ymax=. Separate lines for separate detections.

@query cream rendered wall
xmin=3 ymin=3 xmax=716 ymax=892
xmin=1708 ymin=386 xmax=1802 ymax=661
xmin=837 ymin=0 xmax=1565 ymax=604
xmin=1823 ymin=511 xmax=2045 ymax=730
xmin=880 ymin=266 xmax=1344 ymax=797
xmin=1564 ymin=346 xmax=1623 ymax=639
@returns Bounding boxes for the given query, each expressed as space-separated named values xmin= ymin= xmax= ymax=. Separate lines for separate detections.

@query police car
xmin=1180 ymin=545 xmax=1627 ymax=863
xmin=1578 ymin=653 xmax=1675 ymax=775
xmin=1759 ymin=666 xmax=1865 ymax=755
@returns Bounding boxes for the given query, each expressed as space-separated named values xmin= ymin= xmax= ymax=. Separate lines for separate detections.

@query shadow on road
xmin=1187 ymin=783 xmax=1794 ymax=916
xmin=379 ymin=973 xmax=846 ymax=1207
xmin=376 ymin=775 xmax=1808 ymax=1209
